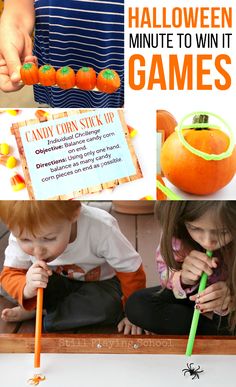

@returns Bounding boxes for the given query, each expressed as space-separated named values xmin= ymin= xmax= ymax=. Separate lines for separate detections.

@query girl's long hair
xmin=155 ymin=201 xmax=236 ymax=332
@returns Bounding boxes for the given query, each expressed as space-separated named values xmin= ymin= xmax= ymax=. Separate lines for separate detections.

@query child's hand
xmin=117 ymin=317 xmax=143 ymax=335
xmin=181 ymin=250 xmax=218 ymax=286
xmin=23 ymin=261 xmax=52 ymax=299
xmin=0 ymin=21 xmax=35 ymax=91
xmin=0 ymin=54 xmax=37 ymax=92
xmin=189 ymin=281 xmax=231 ymax=314
xmin=0 ymin=54 xmax=22 ymax=92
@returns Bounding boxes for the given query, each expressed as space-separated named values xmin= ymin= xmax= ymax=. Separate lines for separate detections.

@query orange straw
xmin=34 ymin=288 xmax=44 ymax=369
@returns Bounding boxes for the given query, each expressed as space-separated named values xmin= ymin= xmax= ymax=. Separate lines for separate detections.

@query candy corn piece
xmin=140 ymin=196 xmax=154 ymax=200
xmin=127 ymin=125 xmax=138 ymax=138
xmin=35 ymin=110 xmax=49 ymax=121
xmin=10 ymin=173 xmax=26 ymax=191
xmin=0 ymin=143 xmax=10 ymax=155
xmin=0 ymin=155 xmax=17 ymax=168
xmin=6 ymin=109 xmax=21 ymax=116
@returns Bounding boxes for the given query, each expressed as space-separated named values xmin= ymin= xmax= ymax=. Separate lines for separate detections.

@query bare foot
xmin=1 ymin=306 xmax=36 ymax=322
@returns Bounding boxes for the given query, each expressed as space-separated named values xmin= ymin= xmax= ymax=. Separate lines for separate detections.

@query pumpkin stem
xmin=60 ymin=66 xmax=71 ymax=74
xmin=41 ymin=65 xmax=52 ymax=73
xmin=81 ymin=67 xmax=90 ymax=72
xmin=192 ymin=114 xmax=209 ymax=130
xmin=22 ymin=63 xmax=33 ymax=70
xmin=102 ymin=69 xmax=115 ymax=80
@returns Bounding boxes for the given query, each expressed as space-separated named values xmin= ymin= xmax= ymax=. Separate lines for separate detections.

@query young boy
xmin=0 ymin=201 xmax=146 ymax=334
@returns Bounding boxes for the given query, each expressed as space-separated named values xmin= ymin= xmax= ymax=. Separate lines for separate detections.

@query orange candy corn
xmin=10 ymin=173 xmax=26 ymax=191
xmin=140 ymin=196 xmax=154 ymax=200
xmin=0 ymin=143 xmax=10 ymax=155
xmin=127 ymin=125 xmax=138 ymax=138
xmin=0 ymin=155 xmax=17 ymax=168
xmin=35 ymin=109 xmax=49 ymax=122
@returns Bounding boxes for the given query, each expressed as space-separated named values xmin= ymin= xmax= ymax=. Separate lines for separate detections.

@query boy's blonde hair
xmin=0 ymin=201 xmax=81 ymax=236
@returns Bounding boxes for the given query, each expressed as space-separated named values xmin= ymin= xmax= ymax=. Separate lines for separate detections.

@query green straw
xmin=185 ymin=250 xmax=213 ymax=356
xmin=156 ymin=180 xmax=183 ymax=200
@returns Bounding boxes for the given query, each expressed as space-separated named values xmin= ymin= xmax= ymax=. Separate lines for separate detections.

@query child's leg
xmin=125 ymin=287 xmax=228 ymax=335
xmin=0 ymin=286 xmax=36 ymax=322
xmin=1 ymin=306 xmax=35 ymax=322
xmin=43 ymin=274 xmax=123 ymax=332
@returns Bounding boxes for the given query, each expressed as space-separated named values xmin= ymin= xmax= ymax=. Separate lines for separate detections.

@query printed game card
xmin=11 ymin=109 xmax=142 ymax=199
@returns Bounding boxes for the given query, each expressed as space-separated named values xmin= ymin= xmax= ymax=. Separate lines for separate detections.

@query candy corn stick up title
xmin=128 ymin=3 xmax=233 ymax=91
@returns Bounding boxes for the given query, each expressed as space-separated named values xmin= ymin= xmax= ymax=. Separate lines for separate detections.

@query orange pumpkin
xmin=156 ymin=110 xmax=177 ymax=141
xmin=38 ymin=64 xmax=56 ymax=86
xmin=56 ymin=66 xmax=76 ymax=89
xmin=20 ymin=63 xmax=39 ymax=85
xmin=96 ymin=69 xmax=120 ymax=93
xmin=160 ymin=115 xmax=236 ymax=195
xmin=76 ymin=67 xmax=96 ymax=90
xmin=156 ymin=175 xmax=167 ymax=200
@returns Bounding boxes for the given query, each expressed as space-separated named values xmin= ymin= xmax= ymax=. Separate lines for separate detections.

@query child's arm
xmin=0 ymin=0 xmax=35 ymax=92
xmin=1 ymin=261 xmax=52 ymax=310
xmin=156 ymin=246 xmax=198 ymax=299
xmin=115 ymin=264 xmax=146 ymax=304
xmin=0 ymin=233 xmax=51 ymax=310
xmin=1 ymin=266 xmax=32 ymax=308
xmin=157 ymin=246 xmax=218 ymax=299
xmin=97 ymin=219 xmax=146 ymax=303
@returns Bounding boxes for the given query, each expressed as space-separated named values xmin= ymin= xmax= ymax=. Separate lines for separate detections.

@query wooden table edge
xmin=0 ymin=334 xmax=236 ymax=354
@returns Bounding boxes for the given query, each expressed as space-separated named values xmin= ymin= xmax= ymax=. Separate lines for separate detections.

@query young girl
xmin=0 ymin=201 xmax=145 ymax=334
xmin=0 ymin=0 xmax=124 ymax=108
xmin=126 ymin=201 xmax=236 ymax=335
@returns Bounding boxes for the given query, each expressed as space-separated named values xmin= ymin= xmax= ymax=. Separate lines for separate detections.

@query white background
xmin=0 ymin=353 xmax=236 ymax=387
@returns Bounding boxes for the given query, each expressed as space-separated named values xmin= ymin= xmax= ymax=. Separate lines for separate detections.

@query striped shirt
xmin=33 ymin=0 xmax=124 ymax=108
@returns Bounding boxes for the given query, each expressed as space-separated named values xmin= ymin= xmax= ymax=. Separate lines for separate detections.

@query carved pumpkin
xmin=156 ymin=110 xmax=177 ymax=141
xmin=96 ymin=69 xmax=120 ymax=93
xmin=76 ymin=67 xmax=96 ymax=90
xmin=156 ymin=175 xmax=167 ymax=200
xmin=20 ymin=63 xmax=39 ymax=85
xmin=56 ymin=66 xmax=76 ymax=89
xmin=38 ymin=65 xmax=56 ymax=86
xmin=161 ymin=114 xmax=236 ymax=195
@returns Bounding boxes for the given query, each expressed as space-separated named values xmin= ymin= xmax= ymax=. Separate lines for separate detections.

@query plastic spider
xmin=27 ymin=374 xmax=46 ymax=385
xmin=182 ymin=363 xmax=204 ymax=380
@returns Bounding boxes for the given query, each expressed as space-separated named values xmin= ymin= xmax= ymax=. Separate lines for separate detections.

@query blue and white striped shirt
xmin=33 ymin=0 xmax=124 ymax=108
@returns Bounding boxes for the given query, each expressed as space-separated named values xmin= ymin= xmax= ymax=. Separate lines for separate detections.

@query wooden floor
xmin=0 ymin=201 xmax=160 ymax=335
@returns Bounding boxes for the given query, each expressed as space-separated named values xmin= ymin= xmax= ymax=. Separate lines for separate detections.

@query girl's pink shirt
xmin=156 ymin=238 xmax=228 ymax=300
